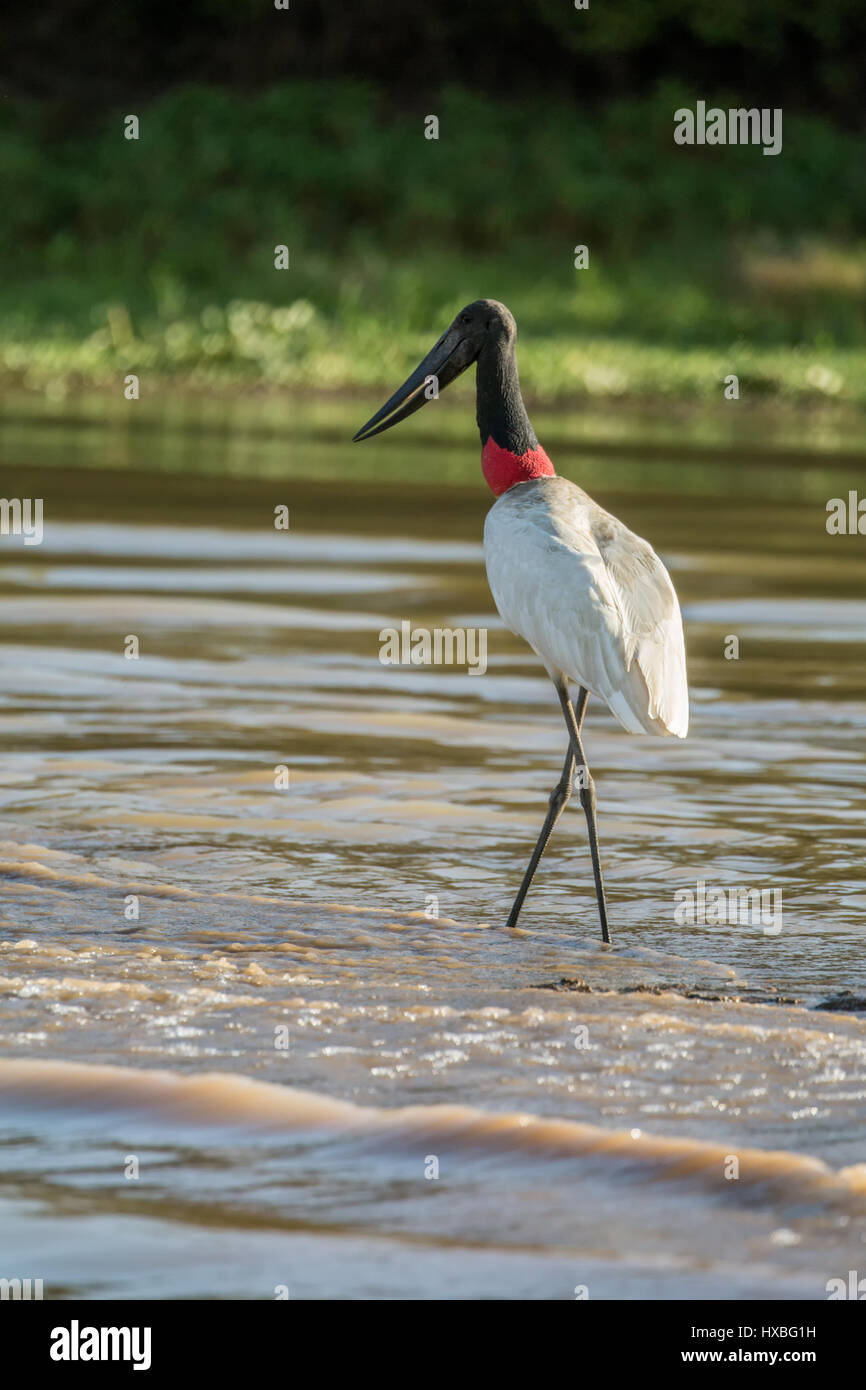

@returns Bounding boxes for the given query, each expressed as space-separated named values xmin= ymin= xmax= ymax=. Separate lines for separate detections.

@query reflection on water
xmin=0 ymin=395 xmax=864 ymax=1298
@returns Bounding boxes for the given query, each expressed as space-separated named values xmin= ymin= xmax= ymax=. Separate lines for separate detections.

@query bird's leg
xmin=558 ymin=683 xmax=611 ymax=944
xmin=504 ymin=688 xmax=588 ymax=930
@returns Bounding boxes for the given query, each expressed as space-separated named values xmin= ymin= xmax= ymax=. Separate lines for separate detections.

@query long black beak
xmin=353 ymin=326 xmax=468 ymax=442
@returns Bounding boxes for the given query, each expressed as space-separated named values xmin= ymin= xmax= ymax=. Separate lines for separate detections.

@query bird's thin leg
xmin=504 ymin=688 xmax=588 ymax=930
xmin=558 ymin=683 xmax=611 ymax=944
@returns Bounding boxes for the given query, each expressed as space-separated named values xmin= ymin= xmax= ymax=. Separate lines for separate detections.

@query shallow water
xmin=0 ymin=396 xmax=865 ymax=1299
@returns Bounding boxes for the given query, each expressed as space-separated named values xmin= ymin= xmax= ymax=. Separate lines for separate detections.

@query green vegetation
xmin=4 ymin=84 xmax=866 ymax=406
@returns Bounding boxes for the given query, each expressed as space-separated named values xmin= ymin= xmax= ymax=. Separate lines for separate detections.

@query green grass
xmin=6 ymin=254 xmax=866 ymax=408
xmin=3 ymin=83 xmax=866 ymax=407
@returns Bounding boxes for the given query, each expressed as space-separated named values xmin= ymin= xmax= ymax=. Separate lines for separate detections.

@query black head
xmin=451 ymin=298 xmax=516 ymax=345
xmin=353 ymin=300 xmax=516 ymax=442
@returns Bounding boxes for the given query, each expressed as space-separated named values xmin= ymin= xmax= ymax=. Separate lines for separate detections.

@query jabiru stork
xmin=354 ymin=300 xmax=688 ymax=944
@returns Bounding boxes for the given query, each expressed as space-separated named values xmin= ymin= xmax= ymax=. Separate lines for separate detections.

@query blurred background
xmin=2 ymin=0 xmax=866 ymax=405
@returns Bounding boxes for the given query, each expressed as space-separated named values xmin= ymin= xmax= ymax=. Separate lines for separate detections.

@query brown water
xmin=0 ymin=396 xmax=865 ymax=1299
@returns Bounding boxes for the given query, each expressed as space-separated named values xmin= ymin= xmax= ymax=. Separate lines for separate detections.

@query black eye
xmin=459 ymin=313 xmax=471 ymax=326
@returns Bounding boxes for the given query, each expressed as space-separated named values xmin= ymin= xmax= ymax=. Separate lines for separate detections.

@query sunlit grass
xmin=4 ymin=275 xmax=866 ymax=408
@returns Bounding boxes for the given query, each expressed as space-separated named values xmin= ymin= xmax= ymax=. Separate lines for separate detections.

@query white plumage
xmin=484 ymin=475 xmax=688 ymax=738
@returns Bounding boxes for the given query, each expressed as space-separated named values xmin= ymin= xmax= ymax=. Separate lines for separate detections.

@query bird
xmin=353 ymin=300 xmax=688 ymax=943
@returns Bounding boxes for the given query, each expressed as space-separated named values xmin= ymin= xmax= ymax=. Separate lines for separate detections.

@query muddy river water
xmin=0 ymin=395 xmax=864 ymax=1298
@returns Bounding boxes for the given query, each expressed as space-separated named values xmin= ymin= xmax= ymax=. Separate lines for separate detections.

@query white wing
xmin=483 ymin=475 xmax=688 ymax=737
